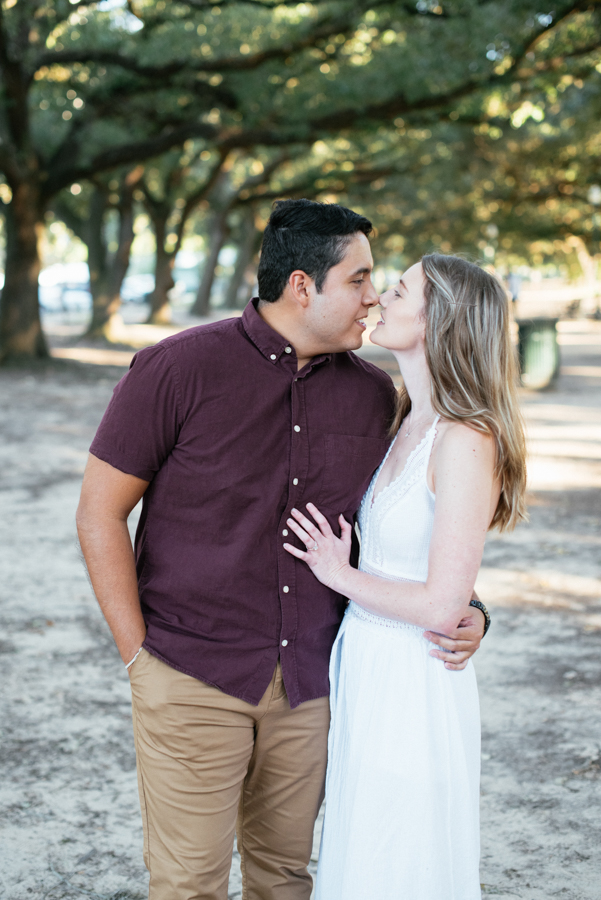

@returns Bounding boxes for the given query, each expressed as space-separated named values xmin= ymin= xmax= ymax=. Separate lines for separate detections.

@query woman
xmin=283 ymin=254 xmax=527 ymax=899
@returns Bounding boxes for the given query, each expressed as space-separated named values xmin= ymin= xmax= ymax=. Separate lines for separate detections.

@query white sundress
xmin=315 ymin=417 xmax=482 ymax=900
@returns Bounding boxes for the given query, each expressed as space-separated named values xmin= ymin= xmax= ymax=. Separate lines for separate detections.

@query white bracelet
xmin=125 ymin=647 xmax=143 ymax=669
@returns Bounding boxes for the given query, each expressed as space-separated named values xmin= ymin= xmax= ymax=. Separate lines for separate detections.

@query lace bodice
xmin=357 ymin=416 xmax=439 ymax=583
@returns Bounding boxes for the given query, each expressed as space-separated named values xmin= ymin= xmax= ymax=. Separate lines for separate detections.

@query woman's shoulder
xmin=433 ymin=418 xmax=496 ymax=466
xmin=428 ymin=418 xmax=497 ymax=497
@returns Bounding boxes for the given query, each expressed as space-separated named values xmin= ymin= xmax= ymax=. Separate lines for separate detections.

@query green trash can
xmin=517 ymin=317 xmax=560 ymax=390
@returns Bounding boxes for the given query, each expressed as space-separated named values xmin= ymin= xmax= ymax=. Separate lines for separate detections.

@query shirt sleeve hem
xmin=88 ymin=443 xmax=154 ymax=482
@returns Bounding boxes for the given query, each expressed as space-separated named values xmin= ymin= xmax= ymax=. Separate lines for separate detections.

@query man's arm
xmin=76 ymin=454 xmax=150 ymax=664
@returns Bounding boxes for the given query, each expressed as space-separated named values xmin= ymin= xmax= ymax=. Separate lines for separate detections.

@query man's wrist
xmin=469 ymin=598 xmax=491 ymax=636
xmin=119 ymin=625 xmax=147 ymax=667
xmin=125 ymin=646 xmax=144 ymax=669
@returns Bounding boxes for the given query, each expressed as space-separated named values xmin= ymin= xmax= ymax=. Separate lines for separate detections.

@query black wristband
xmin=469 ymin=598 xmax=491 ymax=637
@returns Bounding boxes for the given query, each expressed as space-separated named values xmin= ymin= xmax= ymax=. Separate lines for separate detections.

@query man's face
xmin=308 ymin=232 xmax=379 ymax=353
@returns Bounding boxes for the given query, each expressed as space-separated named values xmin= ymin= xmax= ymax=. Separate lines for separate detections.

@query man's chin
xmin=347 ymin=334 xmax=364 ymax=351
xmin=327 ymin=328 xmax=366 ymax=354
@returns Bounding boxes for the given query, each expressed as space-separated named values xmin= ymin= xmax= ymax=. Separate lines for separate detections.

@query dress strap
xmin=423 ymin=415 xmax=440 ymax=494
xmin=426 ymin=415 xmax=441 ymax=449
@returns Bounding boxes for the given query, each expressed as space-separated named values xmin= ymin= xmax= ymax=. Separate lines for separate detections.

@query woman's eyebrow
xmin=397 ymin=278 xmax=407 ymax=293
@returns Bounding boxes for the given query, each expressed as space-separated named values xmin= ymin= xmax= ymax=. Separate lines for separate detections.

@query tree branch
xmin=236 ymin=157 xmax=419 ymax=205
xmin=517 ymin=39 xmax=601 ymax=78
xmin=0 ymin=143 xmax=21 ymax=185
xmin=172 ymin=150 xmax=230 ymax=252
xmin=180 ymin=0 xmax=332 ymax=7
xmin=218 ymin=2 xmax=601 ymax=148
xmin=31 ymin=0 xmax=391 ymax=80
xmin=43 ymin=121 xmax=218 ymax=200
xmin=0 ymin=3 xmax=29 ymax=154
xmin=52 ymin=195 xmax=89 ymax=243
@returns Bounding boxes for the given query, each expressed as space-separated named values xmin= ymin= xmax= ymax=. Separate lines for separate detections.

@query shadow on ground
xmin=1 ymin=316 xmax=600 ymax=899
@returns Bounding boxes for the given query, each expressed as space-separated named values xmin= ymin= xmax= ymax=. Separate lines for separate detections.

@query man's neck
xmin=257 ymin=299 xmax=318 ymax=371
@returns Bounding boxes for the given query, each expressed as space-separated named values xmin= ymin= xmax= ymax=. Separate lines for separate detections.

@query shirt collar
xmin=241 ymin=298 xmax=332 ymax=371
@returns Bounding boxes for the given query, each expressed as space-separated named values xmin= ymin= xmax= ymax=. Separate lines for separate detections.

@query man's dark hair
xmin=257 ymin=198 xmax=373 ymax=303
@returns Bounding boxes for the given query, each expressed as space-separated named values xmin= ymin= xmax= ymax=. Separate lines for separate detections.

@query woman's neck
xmin=392 ymin=346 xmax=434 ymax=421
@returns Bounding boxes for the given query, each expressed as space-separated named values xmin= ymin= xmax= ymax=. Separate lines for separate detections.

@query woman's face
xmin=371 ymin=262 xmax=427 ymax=352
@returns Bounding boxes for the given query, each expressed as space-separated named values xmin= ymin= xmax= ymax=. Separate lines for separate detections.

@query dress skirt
xmin=315 ymin=601 xmax=481 ymax=900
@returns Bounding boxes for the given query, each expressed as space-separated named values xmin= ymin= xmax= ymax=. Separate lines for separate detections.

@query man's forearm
xmin=77 ymin=513 xmax=146 ymax=664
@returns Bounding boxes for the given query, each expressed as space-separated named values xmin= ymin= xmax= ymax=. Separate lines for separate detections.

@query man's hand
xmin=423 ymin=607 xmax=486 ymax=671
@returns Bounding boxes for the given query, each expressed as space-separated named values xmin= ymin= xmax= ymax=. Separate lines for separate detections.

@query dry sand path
xmin=1 ymin=316 xmax=600 ymax=899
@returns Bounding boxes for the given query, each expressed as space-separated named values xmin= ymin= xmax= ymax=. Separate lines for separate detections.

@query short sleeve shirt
xmin=90 ymin=300 xmax=396 ymax=707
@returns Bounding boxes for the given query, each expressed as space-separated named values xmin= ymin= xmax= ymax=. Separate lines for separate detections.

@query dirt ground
xmin=1 ymin=312 xmax=600 ymax=900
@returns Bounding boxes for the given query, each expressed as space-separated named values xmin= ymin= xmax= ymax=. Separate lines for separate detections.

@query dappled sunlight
xmin=526 ymin=456 xmax=601 ymax=489
xmin=475 ymin=317 xmax=601 ymax=622
xmin=46 ymin=307 xmax=244 ymax=364
xmin=476 ymin=565 xmax=601 ymax=614
xmin=51 ymin=346 xmax=135 ymax=366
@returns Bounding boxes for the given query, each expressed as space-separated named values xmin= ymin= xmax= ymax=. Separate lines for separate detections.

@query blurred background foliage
xmin=0 ymin=0 xmax=600 ymax=358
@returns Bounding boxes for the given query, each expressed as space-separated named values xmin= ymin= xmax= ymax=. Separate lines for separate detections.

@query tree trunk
xmin=147 ymin=248 xmax=175 ymax=325
xmin=190 ymin=210 xmax=229 ymax=317
xmin=84 ymin=188 xmax=112 ymax=337
xmin=566 ymin=235 xmax=600 ymax=316
xmin=146 ymin=217 xmax=176 ymax=325
xmin=0 ymin=181 xmax=47 ymax=362
xmin=86 ymin=182 xmax=137 ymax=339
xmin=223 ymin=210 xmax=261 ymax=310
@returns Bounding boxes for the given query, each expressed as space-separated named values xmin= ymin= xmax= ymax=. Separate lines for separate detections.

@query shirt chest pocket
xmin=317 ymin=434 xmax=390 ymax=513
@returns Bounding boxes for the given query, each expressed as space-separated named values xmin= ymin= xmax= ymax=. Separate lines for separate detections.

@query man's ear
xmin=288 ymin=270 xmax=313 ymax=309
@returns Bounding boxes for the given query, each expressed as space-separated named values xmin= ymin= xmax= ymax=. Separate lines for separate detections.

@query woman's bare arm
xmin=76 ymin=454 xmax=149 ymax=664
xmin=285 ymin=423 xmax=499 ymax=637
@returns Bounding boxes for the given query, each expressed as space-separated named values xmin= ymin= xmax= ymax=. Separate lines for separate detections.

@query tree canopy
xmin=0 ymin=0 xmax=600 ymax=359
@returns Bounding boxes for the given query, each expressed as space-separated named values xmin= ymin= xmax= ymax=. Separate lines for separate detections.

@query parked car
xmin=39 ymin=262 xmax=91 ymax=311
xmin=120 ymin=273 xmax=155 ymax=304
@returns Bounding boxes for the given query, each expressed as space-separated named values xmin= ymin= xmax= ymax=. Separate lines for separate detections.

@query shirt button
xmin=270 ymin=354 xmax=277 ymax=360
xmin=282 ymin=529 xmax=288 ymax=536
xmin=294 ymin=425 xmax=301 ymax=432
xmin=285 ymin=347 xmax=292 ymax=354
xmin=292 ymin=478 xmax=298 ymax=485
xmin=281 ymin=639 xmax=288 ymax=647
xmin=283 ymin=585 xmax=289 ymax=593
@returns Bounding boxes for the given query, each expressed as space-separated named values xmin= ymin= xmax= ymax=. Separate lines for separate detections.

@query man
xmin=77 ymin=199 xmax=487 ymax=900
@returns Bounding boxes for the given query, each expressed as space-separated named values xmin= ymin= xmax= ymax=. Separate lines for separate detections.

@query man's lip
xmin=356 ymin=319 xmax=367 ymax=329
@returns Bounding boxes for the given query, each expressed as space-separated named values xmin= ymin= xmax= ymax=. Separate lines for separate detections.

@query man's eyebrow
xmin=349 ymin=266 xmax=372 ymax=278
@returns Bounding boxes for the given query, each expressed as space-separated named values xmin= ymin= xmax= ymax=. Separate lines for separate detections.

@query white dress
xmin=315 ymin=418 xmax=481 ymax=900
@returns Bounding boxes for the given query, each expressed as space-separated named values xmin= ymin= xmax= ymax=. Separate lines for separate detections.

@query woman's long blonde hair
xmin=390 ymin=253 xmax=527 ymax=531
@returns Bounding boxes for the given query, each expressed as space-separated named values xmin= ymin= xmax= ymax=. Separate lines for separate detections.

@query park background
xmin=0 ymin=1 xmax=600 ymax=898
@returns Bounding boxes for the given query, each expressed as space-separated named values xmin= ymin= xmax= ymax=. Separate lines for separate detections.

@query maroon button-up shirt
xmin=90 ymin=300 xmax=396 ymax=707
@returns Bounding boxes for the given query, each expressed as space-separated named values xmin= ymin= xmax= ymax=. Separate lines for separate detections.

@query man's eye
xmin=353 ymin=279 xmax=364 ymax=285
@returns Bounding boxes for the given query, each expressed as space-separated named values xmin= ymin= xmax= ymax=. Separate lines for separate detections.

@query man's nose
xmin=363 ymin=281 xmax=379 ymax=307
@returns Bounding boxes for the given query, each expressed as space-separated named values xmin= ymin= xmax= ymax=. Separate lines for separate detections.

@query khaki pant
xmin=128 ymin=649 xmax=330 ymax=900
